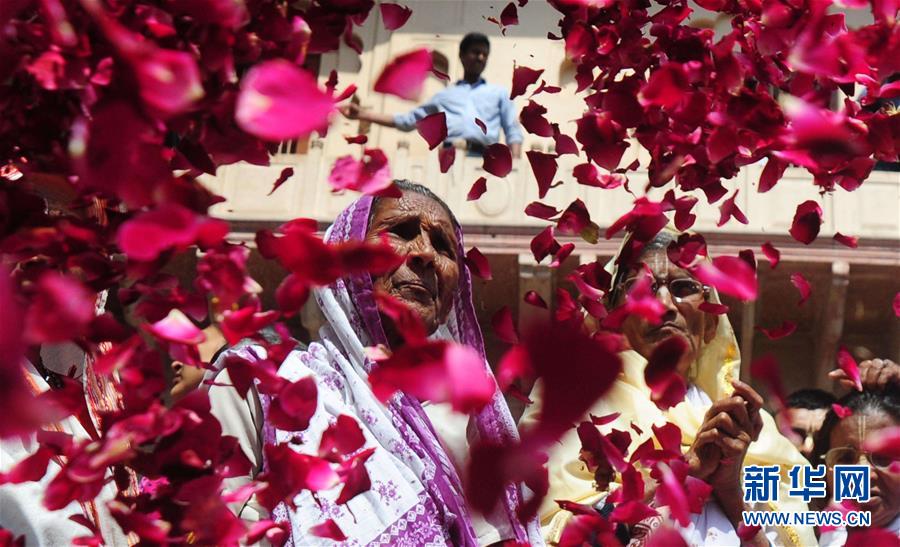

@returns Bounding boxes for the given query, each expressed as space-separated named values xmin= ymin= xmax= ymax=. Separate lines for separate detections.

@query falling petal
xmin=761 ymin=241 xmax=781 ymax=269
xmin=465 ymin=247 xmax=492 ymax=280
xmin=717 ymin=189 xmax=749 ymax=227
xmin=482 ymin=143 xmax=513 ymax=177
xmin=416 ymin=112 xmax=446 ymax=150
xmin=833 ymin=232 xmax=859 ymax=248
xmin=526 ymin=150 xmax=558 ymax=198
xmin=500 ymin=2 xmax=518 ymax=26
xmin=236 ymin=60 xmax=334 ymax=141
xmin=789 ymin=200 xmax=823 ymax=244
xmin=491 ymin=306 xmax=519 ymax=344
xmin=836 ymin=347 xmax=862 ymax=392
xmin=373 ymin=48 xmax=433 ymax=101
xmin=524 ymin=291 xmax=547 ymax=308
xmin=144 ymin=309 xmax=205 ymax=345
xmin=268 ymin=167 xmax=294 ymax=195
xmin=438 ymin=145 xmax=455 ymax=173
xmin=510 ymin=65 xmax=543 ymax=99
xmin=327 ymin=149 xmax=392 ymax=195
xmin=756 ymin=320 xmax=797 ymax=340
xmin=790 ymin=273 xmax=812 ymax=306
xmin=467 ymin=177 xmax=488 ymax=201
xmin=379 ymin=3 xmax=412 ymax=31
xmin=832 ymin=404 xmax=853 ymax=419
xmin=693 ymin=256 xmax=758 ymax=301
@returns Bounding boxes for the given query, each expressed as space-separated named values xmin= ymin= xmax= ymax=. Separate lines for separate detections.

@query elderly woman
xmin=524 ymin=229 xmax=816 ymax=546
xmin=813 ymin=361 xmax=900 ymax=545
xmin=213 ymin=181 xmax=542 ymax=545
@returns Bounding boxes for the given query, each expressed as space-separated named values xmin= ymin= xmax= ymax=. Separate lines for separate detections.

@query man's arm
xmin=499 ymin=92 xmax=524 ymax=158
xmin=339 ymin=100 xmax=439 ymax=132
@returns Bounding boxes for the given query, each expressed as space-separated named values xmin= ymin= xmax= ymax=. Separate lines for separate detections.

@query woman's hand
xmin=829 ymin=358 xmax=900 ymax=392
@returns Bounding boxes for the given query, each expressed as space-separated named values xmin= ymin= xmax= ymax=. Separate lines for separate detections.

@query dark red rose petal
xmin=379 ymin=3 xmax=412 ymax=31
xmin=482 ymin=143 xmax=513 ymax=177
xmin=510 ymin=65 xmax=543 ymax=99
xmin=761 ymin=241 xmax=781 ymax=269
xmin=789 ymin=200 xmax=823 ymax=244
xmin=416 ymin=112 xmax=446 ymax=150
xmin=465 ymin=247 xmax=492 ymax=280
xmin=467 ymin=176 xmax=488 ymax=201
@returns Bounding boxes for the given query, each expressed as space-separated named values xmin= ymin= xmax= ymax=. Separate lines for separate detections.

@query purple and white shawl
xmin=265 ymin=195 xmax=543 ymax=546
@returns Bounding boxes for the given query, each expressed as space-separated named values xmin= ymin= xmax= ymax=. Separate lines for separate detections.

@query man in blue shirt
xmin=340 ymin=33 xmax=524 ymax=157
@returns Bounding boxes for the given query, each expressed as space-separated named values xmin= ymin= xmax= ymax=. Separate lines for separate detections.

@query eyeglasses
xmin=823 ymin=447 xmax=897 ymax=470
xmin=619 ymin=276 xmax=708 ymax=303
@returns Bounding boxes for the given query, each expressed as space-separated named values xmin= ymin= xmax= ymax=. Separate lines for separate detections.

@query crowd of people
xmin=4 ymin=180 xmax=898 ymax=546
xmin=2 ymin=31 xmax=898 ymax=547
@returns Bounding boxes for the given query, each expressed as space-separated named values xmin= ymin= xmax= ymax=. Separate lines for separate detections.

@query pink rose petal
xmin=510 ymin=65 xmax=543 ymax=99
xmin=790 ymin=273 xmax=812 ymax=306
xmin=416 ymin=112 xmax=446 ymax=150
xmin=379 ymin=3 xmax=412 ymax=31
xmin=144 ymin=309 xmax=205 ymax=345
xmin=751 ymin=354 xmax=787 ymax=408
xmin=524 ymin=291 xmax=548 ymax=308
xmin=699 ymin=302 xmax=729 ymax=314
xmin=310 ymin=519 xmax=347 ymax=541
xmin=483 ymin=143 xmax=513 ymax=177
xmin=837 ymin=347 xmax=862 ymax=392
xmin=236 ymin=59 xmax=334 ymax=141
xmin=862 ymin=426 xmax=900 ymax=459
xmin=756 ymin=320 xmax=797 ymax=340
xmin=24 ymin=272 xmax=94 ymax=344
xmin=327 ymin=148 xmax=393 ymax=195
xmin=373 ymin=48 xmax=432 ymax=101
xmin=717 ymin=189 xmax=749 ymax=226
xmin=894 ymin=292 xmax=900 ymax=318
xmin=832 ymin=404 xmax=854 ymax=419
xmin=369 ymin=341 xmax=496 ymax=413
xmin=267 ymin=376 xmax=318 ymax=432
xmin=761 ymin=241 xmax=781 ymax=269
xmin=693 ymin=256 xmax=758 ymax=301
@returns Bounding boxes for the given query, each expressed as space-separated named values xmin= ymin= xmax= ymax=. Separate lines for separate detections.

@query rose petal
xmin=474 ymin=118 xmax=487 ymax=134
xmin=144 ymin=309 xmax=205 ymax=345
xmin=438 ymin=145 xmax=455 ymax=173
xmin=465 ymin=247 xmax=492 ymax=280
xmin=524 ymin=291 xmax=548 ymax=309
xmin=268 ymin=167 xmax=294 ymax=196
xmin=525 ymin=202 xmax=560 ymax=220
xmin=467 ymin=176 xmax=488 ymax=201
xmin=756 ymin=320 xmax=797 ymax=340
xmin=500 ymin=2 xmax=518 ymax=26
xmin=895 ymin=292 xmax=900 ymax=318
xmin=24 ymin=272 xmax=95 ymax=344
xmin=836 ymin=347 xmax=863 ymax=392
xmin=644 ymin=336 xmax=689 ymax=410
xmin=483 ymin=143 xmax=513 ymax=177
xmin=236 ymin=60 xmax=334 ymax=141
xmin=789 ymin=200 xmax=823 ymax=245
xmin=379 ymin=3 xmax=412 ymax=31
xmin=373 ymin=48 xmax=432 ymax=101
xmin=310 ymin=519 xmax=347 ymax=541
xmin=717 ymin=189 xmax=749 ymax=226
xmin=759 ymin=157 xmax=787 ymax=193
xmin=693 ymin=256 xmax=758 ymax=301
xmin=526 ymin=150 xmax=558 ymax=198
xmin=761 ymin=241 xmax=781 ymax=269
xmin=790 ymin=273 xmax=812 ymax=306
xmin=750 ymin=354 xmax=788 ymax=409
xmin=520 ymin=101 xmax=553 ymax=137
xmin=832 ymin=404 xmax=854 ymax=419
xmin=862 ymin=426 xmax=900 ymax=459
xmin=267 ymin=376 xmax=318 ymax=432
xmin=699 ymin=302 xmax=729 ymax=314
xmin=416 ymin=112 xmax=446 ymax=150
xmin=833 ymin=232 xmax=859 ymax=248
xmin=510 ymin=65 xmax=543 ymax=99
xmin=369 ymin=341 xmax=496 ymax=413
xmin=319 ymin=414 xmax=366 ymax=458
xmin=491 ymin=306 xmax=519 ymax=344
xmin=327 ymin=148 xmax=392 ymax=195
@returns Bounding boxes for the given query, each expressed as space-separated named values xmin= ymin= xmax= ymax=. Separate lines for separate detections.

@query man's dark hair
xmin=369 ymin=179 xmax=459 ymax=231
xmin=459 ymin=32 xmax=490 ymax=55
xmin=786 ymin=388 xmax=837 ymax=410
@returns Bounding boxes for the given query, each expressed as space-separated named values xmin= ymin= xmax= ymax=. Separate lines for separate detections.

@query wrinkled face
xmin=460 ymin=43 xmax=489 ymax=77
xmin=170 ymin=361 xmax=204 ymax=401
xmin=615 ymin=248 xmax=717 ymax=377
xmin=786 ymin=407 xmax=830 ymax=459
xmin=826 ymin=411 xmax=900 ymax=528
xmin=366 ymin=191 xmax=460 ymax=341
